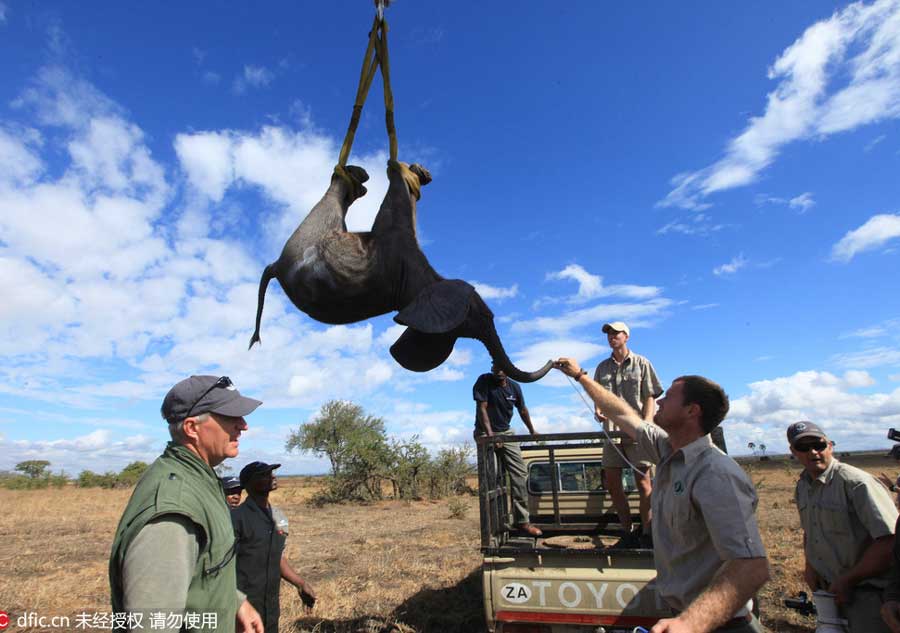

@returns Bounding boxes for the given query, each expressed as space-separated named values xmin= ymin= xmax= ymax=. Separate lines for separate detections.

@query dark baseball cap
xmin=220 ymin=476 xmax=242 ymax=492
xmin=161 ymin=375 xmax=262 ymax=424
xmin=240 ymin=461 xmax=281 ymax=487
xmin=786 ymin=421 xmax=827 ymax=447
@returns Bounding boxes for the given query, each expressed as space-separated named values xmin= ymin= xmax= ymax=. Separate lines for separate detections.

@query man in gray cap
xmin=593 ymin=321 xmax=663 ymax=548
xmin=233 ymin=461 xmax=317 ymax=633
xmin=788 ymin=420 xmax=897 ymax=633
xmin=109 ymin=375 xmax=264 ymax=633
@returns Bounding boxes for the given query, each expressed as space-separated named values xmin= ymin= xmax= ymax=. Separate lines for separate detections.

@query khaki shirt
xmin=594 ymin=351 xmax=662 ymax=444
xmin=637 ymin=423 xmax=767 ymax=613
xmin=795 ymin=459 xmax=897 ymax=589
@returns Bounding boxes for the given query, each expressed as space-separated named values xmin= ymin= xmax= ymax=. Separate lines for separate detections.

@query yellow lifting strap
xmin=336 ymin=3 xmax=398 ymax=173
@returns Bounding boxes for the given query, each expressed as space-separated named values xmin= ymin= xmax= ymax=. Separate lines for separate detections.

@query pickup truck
xmin=478 ymin=431 xmax=673 ymax=633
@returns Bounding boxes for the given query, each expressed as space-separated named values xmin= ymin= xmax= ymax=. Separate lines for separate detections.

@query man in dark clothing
xmin=232 ymin=461 xmax=317 ymax=633
xmin=473 ymin=363 xmax=542 ymax=537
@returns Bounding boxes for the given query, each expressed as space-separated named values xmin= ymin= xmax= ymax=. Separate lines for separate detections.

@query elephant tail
xmin=249 ymin=263 xmax=277 ymax=349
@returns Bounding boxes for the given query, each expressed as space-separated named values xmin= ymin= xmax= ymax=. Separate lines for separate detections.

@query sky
xmin=1 ymin=1 xmax=899 ymax=476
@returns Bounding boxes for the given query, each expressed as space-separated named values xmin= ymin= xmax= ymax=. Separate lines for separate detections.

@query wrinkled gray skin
xmin=250 ymin=160 xmax=552 ymax=382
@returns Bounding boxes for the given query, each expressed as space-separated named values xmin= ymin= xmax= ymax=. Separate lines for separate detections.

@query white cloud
xmin=789 ymin=192 xmax=816 ymax=212
xmin=513 ymin=299 xmax=673 ymax=336
xmin=232 ymin=64 xmax=275 ymax=95
xmin=831 ymin=213 xmax=900 ymax=261
xmin=1 ymin=430 xmax=161 ymax=474
xmin=713 ymin=254 xmax=748 ymax=276
xmin=511 ymin=339 xmax=607 ymax=388
xmin=658 ymin=0 xmax=900 ymax=210
xmin=726 ymin=369 xmax=899 ymax=453
xmin=691 ymin=303 xmax=719 ymax=310
xmin=830 ymin=345 xmax=900 ymax=369
xmin=545 ymin=264 xmax=660 ymax=303
xmin=471 ymin=281 xmax=518 ymax=301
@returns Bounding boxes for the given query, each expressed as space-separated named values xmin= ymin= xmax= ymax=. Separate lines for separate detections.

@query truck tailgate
xmin=484 ymin=552 xmax=672 ymax=631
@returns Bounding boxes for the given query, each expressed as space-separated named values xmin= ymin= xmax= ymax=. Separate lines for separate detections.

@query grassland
xmin=1 ymin=453 xmax=895 ymax=632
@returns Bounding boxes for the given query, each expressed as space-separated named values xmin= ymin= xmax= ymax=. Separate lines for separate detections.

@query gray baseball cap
xmin=786 ymin=420 xmax=827 ymax=447
xmin=161 ymin=375 xmax=262 ymax=424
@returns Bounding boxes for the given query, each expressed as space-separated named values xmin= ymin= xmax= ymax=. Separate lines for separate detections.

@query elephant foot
xmin=409 ymin=163 xmax=432 ymax=187
xmin=334 ymin=164 xmax=370 ymax=201
xmin=345 ymin=165 xmax=370 ymax=184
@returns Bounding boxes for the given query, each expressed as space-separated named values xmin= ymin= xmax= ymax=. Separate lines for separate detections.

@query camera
xmin=784 ymin=592 xmax=817 ymax=617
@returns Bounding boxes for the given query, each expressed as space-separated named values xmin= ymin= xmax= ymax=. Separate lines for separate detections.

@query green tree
xmin=286 ymin=400 xmax=392 ymax=503
xmin=15 ymin=460 xmax=51 ymax=479
xmin=117 ymin=461 xmax=149 ymax=486
xmin=286 ymin=400 xmax=388 ymax=477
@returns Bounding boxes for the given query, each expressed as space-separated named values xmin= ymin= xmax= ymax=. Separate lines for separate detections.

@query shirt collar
xmin=678 ymin=433 xmax=714 ymax=464
xmin=608 ymin=350 xmax=632 ymax=365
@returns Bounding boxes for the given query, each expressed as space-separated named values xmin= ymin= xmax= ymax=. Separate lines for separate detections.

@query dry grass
xmin=1 ymin=454 xmax=895 ymax=632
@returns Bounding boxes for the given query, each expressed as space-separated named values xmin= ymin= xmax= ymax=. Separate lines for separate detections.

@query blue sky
xmin=2 ymin=1 xmax=899 ymax=475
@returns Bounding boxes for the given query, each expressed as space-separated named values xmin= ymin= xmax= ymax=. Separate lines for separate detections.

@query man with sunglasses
xmin=110 ymin=375 xmax=264 ymax=633
xmin=788 ymin=421 xmax=897 ymax=633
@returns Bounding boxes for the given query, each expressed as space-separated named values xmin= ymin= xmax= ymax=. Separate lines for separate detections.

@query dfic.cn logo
xmin=0 ymin=610 xmax=9 ymax=630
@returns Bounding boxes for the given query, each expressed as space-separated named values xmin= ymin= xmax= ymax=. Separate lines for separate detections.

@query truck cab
xmin=478 ymin=431 xmax=672 ymax=633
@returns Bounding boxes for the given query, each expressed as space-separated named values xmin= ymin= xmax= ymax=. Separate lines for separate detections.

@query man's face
xmin=790 ymin=437 xmax=834 ymax=477
xmin=653 ymin=380 xmax=690 ymax=432
xmin=491 ymin=366 xmax=507 ymax=382
xmin=607 ymin=330 xmax=628 ymax=350
xmin=225 ymin=490 xmax=242 ymax=508
xmin=248 ymin=471 xmax=278 ymax=494
xmin=195 ymin=413 xmax=247 ymax=466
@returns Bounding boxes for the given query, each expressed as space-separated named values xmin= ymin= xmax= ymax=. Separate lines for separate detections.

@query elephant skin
xmin=250 ymin=160 xmax=552 ymax=383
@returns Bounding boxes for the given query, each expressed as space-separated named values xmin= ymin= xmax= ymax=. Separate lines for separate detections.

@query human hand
xmin=553 ymin=357 xmax=582 ymax=378
xmin=881 ymin=600 xmax=900 ymax=633
xmin=298 ymin=582 xmax=317 ymax=612
xmin=236 ymin=599 xmax=264 ymax=633
xmin=828 ymin=575 xmax=854 ymax=606
xmin=650 ymin=617 xmax=692 ymax=633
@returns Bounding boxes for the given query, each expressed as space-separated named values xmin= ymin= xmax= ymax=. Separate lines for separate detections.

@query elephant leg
xmin=282 ymin=166 xmax=369 ymax=261
xmin=370 ymin=160 xmax=431 ymax=237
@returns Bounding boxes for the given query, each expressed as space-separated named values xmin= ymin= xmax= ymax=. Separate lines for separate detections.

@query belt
xmin=715 ymin=613 xmax=752 ymax=631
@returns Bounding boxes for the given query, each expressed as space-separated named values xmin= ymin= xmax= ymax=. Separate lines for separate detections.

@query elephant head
xmin=389 ymin=279 xmax=553 ymax=383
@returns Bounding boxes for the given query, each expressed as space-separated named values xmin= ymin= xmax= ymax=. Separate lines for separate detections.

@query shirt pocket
xmin=815 ymin=498 xmax=852 ymax=536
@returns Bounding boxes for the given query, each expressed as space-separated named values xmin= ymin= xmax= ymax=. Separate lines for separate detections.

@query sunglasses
xmin=794 ymin=439 xmax=828 ymax=453
xmin=185 ymin=376 xmax=233 ymax=419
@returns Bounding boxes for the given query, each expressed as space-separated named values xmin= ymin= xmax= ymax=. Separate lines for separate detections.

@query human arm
xmin=641 ymin=395 xmax=655 ymax=422
xmin=122 ymin=515 xmax=198 ymax=633
xmin=554 ymin=358 xmax=643 ymax=440
xmin=280 ymin=555 xmax=317 ymax=612
xmin=235 ymin=599 xmax=263 ymax=633
xmin=650 ymin=558 xmax=770 ymax=633
xmin=476 ymin=401 xmax=494 ymax=436
xmin=827 ymin=535 xmax=893 ymax=604
xmin=883 ymin=601 xmax=900 ymax=633
xmin=518 ymin=406 xmax=538 ymax=435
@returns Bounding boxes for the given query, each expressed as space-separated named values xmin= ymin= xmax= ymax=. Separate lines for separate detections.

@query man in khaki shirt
xmin=593 ymin=321 xmax=662 ymax=547
xmin=555 ymin=358 xmax=770 ymax=633
xmin=787 ymin=420 xmax=897 ymax=633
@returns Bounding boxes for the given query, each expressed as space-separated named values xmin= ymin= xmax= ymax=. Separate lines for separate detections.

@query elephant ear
xmin=394 ymin=279 xmax=483 ymax=333
xmin=390 ymin=328 xmax=457 ymax=372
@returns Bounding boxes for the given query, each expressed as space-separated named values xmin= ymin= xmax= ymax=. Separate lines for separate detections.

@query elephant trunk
xmin=479 ymin=319 xmax=553 ymax=383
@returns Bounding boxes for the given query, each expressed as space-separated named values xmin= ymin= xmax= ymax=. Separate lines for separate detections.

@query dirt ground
xmin=0 ymin=453 xmax=895 ymax=633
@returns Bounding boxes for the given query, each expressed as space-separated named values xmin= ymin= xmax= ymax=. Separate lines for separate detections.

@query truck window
xmin=527 ymin=461 xmax=605 ymax=494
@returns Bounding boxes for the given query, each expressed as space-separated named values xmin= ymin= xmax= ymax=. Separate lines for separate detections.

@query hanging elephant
xmin=249 ymin=160 xmax=552 ymax=383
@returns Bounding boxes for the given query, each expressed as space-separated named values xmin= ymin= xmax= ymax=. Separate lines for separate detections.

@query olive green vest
xmin=109 ymin=443 xmax=237 ymax=632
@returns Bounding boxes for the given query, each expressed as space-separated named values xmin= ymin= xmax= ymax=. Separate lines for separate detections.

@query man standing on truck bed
xmin=554 ymin=358 xmax=770 ymax=633
xmin=593 ymin=321 xmax=662 ymax=548
xmin=474 ymin=363 xmax=543 ymax=537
